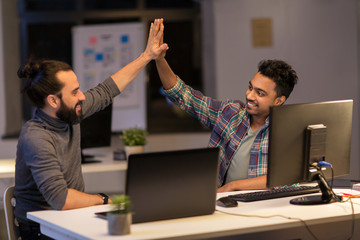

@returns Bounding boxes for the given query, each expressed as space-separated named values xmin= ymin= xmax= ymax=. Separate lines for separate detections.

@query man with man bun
xmin=14 ymin=19 xmax=167 ymax=239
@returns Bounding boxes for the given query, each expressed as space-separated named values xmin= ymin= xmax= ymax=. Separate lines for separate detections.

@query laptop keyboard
xmin=228 ymin=185 xmax=320 ymax=202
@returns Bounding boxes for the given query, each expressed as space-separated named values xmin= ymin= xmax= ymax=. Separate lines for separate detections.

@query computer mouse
xmin=216 ymin=197 xmax=238 ymax=207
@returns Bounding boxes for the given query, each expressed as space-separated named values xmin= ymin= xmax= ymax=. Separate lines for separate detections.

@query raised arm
xmin=155 ymin=57 xmax=177 ymax=90
xmin=111 ymin=18 xmax=168 ymax=92
xmin=154 ymin=19 xmax=177 ymax=90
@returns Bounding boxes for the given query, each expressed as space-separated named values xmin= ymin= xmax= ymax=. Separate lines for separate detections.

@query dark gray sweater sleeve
xmin=82 ymin=77 xmax=121 ymax=119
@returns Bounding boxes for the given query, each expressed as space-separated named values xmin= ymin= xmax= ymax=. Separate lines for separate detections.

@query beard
xmin=56 ymin=99 xmax=83 ymax=125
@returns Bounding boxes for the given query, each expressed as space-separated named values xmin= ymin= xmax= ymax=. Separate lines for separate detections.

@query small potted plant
xmin=121 ymin=127 xmax=147 ymax=158
xmin=107 ymin=195 xmax=133 ymax=235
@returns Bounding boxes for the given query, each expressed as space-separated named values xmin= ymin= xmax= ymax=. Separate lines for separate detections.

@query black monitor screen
xmin=267 ymin=99 xmax=353 ymax=189
xmin=80 ymin=104 xmax=112 ymax=163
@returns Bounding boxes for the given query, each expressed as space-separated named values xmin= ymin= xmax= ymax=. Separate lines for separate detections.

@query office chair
xmin=3 ymin=186 xmax=21 ymax=240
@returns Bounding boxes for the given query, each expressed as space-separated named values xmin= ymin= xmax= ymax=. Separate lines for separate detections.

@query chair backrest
xmin=3 ymin=186 xmax=21 ymax=240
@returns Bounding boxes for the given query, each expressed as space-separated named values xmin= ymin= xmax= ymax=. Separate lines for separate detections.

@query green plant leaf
xmin=121 ymin=127 xmax=147 ymax=146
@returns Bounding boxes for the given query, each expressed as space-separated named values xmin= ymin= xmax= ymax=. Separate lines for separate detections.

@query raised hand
xmin=143 ymin=18 xmax=169 ymax=61
xmin=157 ymin=20 xmax=167 ymax=60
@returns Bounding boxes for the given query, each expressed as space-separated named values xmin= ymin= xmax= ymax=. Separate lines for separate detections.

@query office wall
xmin=0 ymin=0 xmax=20 ymax=158
xmin=0 ymin=0 xmax=17 ymax=158
xmin=0 ymin=1 xmax=5 ymax=137
xmin=207 ymin=0 xmax=359 ymax=179
xmin=0 ymin=0 xmax=21 ymax=137
xmin=0 ymin=1 xmax=359 ymax=180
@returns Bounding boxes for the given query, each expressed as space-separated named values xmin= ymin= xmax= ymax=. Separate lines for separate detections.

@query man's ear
xmin=275 ymin=96 xmax=286 ymax=106
xmin=46 ymin=94 xmax=60 ymax=108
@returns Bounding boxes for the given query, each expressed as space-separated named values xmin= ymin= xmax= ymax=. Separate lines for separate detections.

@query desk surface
xmin=0 ymin=149 xmax=127 ymax=179
xmin=0 ymin=149 xmax=128 ymax=196
xmin=0 ymin=159 xmax=17 ymax=178
xmin=27 ymin=189 xmax=360 ymax=240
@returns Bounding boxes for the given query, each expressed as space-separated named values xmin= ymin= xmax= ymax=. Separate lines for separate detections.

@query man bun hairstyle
xmin=258 ymin=59 xmax=298 ymax=100
xmin=18 ymin=59 xmax=72 ymax=108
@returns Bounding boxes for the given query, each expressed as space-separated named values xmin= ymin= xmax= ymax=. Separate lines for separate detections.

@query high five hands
xmin=144 ymin=18 xmax=169 ymax=61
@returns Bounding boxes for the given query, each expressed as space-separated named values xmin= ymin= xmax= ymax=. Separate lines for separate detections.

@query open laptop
xmin=96 ymin=147 xmax=219 ymax=223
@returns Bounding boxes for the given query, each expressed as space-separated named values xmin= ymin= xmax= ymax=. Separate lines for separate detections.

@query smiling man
xmin=155 ymin=53 xmax=298 ymax=192
xmin=14 ymin=18 xmax=168 ymax=239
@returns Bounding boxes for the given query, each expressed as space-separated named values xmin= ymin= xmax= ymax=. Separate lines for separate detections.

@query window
xmin=18 ymin=0 xmax=207 ymax=134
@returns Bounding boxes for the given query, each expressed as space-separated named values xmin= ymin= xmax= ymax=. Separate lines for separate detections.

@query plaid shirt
xmin=164 ymin=77 xmax=269 ymax=187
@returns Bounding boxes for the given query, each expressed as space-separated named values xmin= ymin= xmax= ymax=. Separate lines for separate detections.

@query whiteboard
xmin=72 ymin=22 xmax=146 ymax=132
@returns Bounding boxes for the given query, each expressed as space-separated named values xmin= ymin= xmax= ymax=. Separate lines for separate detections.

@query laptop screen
xmin=126 ymin=147 xmax=220 ymax=223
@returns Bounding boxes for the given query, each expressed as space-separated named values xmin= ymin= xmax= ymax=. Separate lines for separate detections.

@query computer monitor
xmin=267 ymin=99 xmax=353 ymax=205
xmin=80 ymin=104 xmax=112 ymax=164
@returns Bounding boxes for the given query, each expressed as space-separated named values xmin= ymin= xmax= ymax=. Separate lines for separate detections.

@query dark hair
xmin=18 ymin=60 xmax=73 ymax=108
xmin=258 ymin=59 xmax=298 ymax=99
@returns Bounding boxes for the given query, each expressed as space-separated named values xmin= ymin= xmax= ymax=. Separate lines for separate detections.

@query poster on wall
xmin=72 ymin=22 xmax=146 ymax=131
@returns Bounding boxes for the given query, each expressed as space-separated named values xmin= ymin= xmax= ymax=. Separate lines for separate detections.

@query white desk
xmin=0 ymin=156 xmax=126 ymax=178
xmin=27 ymin=189 xmax=360 ymax=240
xmin=0 ymin=159 xmax=17 ymax=200
xmin=0 ymin=147 xmax=128 ymax=198
xmin=0 ymin=159 xmax=17 ymax=179
xmin=79 ymin=148 xmax=127 ymax=193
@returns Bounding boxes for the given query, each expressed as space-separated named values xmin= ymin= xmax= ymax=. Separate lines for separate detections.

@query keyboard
xmin=228 ymin=185 xmax=320 ymax=202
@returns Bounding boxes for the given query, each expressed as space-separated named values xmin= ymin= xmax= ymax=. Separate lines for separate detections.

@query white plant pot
xmin=124 ymin=145 xmax=145 ymax=159
xmin=108 ymin=213 xmax=132 ymax=235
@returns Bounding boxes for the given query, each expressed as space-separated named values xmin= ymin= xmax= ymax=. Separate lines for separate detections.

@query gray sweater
xmin=14 ymin=77 xmax=120 ymax=223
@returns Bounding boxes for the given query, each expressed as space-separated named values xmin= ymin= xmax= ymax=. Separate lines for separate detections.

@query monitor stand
xmin=81 ymin=151 xmax=102 ymax=164
xmin=290 ymin=173 xmax=342 ymax=205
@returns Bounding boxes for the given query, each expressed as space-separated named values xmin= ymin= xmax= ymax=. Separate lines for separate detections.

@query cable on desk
xmin=349 ymin=198 xmax=355 ymax=240
xmin=215 ymin=209 xmax=320 ymax=240
xmin=312 ymin=160 xmax=340 ymax=203
xmin=341 ymin=197 xmax=355 ymax=240
xmin=216 ymin=195 xmax=356 ymax=240
xmin=312 ymin=161 xmax=354 ymax=240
